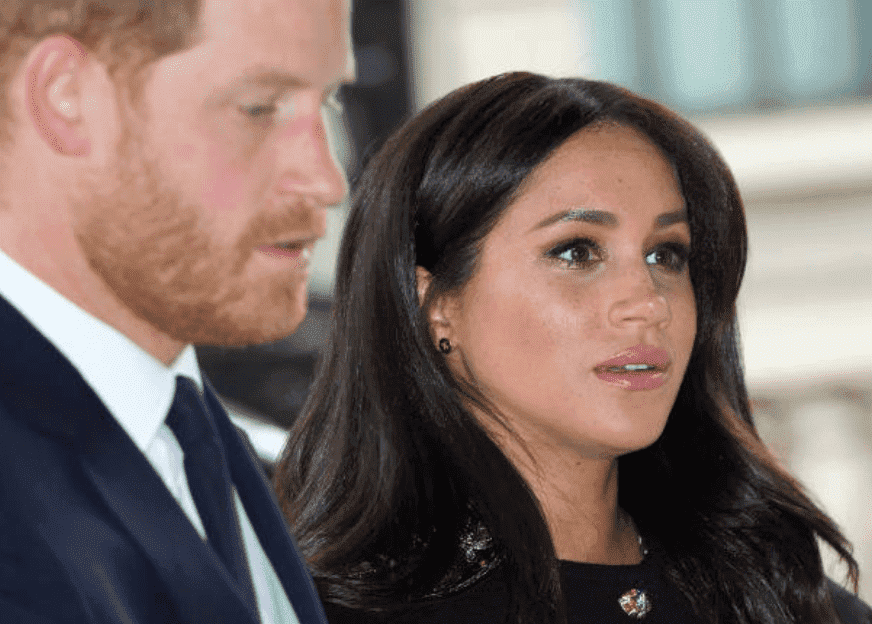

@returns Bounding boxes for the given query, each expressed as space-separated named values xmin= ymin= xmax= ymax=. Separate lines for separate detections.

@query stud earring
xmin=438 ymin=338 xmax=452 ymax=354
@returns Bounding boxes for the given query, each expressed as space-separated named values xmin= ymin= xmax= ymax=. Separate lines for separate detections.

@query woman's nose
xmin=607 ymin=268 xmax=671 ymax=329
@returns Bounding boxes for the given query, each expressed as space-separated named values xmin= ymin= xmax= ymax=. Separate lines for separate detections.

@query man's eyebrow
xmin=232 ymin=69 xmax=309 ymax=90
xmin=237 ymin=62 xmax=357 ymax=89
xmin=209 ymin=68 xmax=354 ymax=106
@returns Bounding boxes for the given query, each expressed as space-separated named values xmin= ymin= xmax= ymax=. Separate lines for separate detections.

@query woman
xmin=275 ymin=73 xmax=870 ymax=623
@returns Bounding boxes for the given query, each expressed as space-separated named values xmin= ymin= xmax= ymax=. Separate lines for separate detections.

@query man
xmin=0 ymin=0 xmax=352 ymax=622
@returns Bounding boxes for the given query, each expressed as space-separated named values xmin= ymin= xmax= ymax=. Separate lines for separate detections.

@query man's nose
xmin=274 ymin=113 xmax=348 ymax=208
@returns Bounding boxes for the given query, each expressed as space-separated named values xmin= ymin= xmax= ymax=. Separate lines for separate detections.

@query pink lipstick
xmin=594 ymin=345 xmax=671 ymax=391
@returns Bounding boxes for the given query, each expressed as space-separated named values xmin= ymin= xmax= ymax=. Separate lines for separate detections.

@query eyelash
xmin=547 ymin=237 xmax=602 ymax=268
xmin=645 ymin=242 xmax=690 ymax=273
xmin=239 ymin=103 xmax=277 ymax=119
xmin=238 ymin=90 xmax=344 ymax=124
xmin=546 ymin=238 xmax=690 ymax=273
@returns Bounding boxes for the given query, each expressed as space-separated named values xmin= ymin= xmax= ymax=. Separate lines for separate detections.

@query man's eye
xmin=645 ymin=243 xmax=690 ymax=273
xmin=238 ymin=99 xmax=299 ymax=125
xmin=547 ymin=238 xmax=601 ymax=268
xmin=239 ymin=104 xmax=277 ymax=118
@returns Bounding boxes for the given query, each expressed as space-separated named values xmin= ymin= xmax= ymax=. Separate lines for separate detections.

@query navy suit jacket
xmin=0 ymin=294 xmax=328 ymax=623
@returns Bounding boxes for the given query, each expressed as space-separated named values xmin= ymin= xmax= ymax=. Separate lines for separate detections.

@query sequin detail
xmin=618 ymin=588 xmax=652 ymax=619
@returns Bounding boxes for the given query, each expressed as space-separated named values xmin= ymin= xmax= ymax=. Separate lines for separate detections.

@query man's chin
xmin=161 ymin=301 xmax=309 ymax=347
xmin=200 ymin=317 xmax=308 ymax=347
xmin=109 ymin=276 xmax=309 ymax=348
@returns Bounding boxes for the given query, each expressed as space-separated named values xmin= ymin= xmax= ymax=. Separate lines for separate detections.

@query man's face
xmin=73 ymin=0 xmax=351 ymax=346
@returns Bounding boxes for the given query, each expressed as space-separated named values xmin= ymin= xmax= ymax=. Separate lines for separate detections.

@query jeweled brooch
xmin=618 ymin=588 xmax=652 ymax=619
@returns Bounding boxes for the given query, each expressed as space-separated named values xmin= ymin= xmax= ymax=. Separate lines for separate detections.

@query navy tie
xmin=166 ymin=376 xmax=259 ymax=619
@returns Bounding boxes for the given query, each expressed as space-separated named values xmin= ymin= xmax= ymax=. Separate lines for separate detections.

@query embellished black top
xmin=558 ymin=552 xmax=701 ymax=623
xmin=323 ymin=549 xmax=872 ymax=624
xmin=324 ymin=549 xmax=703 ymax=624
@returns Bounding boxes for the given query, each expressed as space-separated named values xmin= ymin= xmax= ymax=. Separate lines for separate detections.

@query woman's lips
xmin=594 ymin=345 xmax=671 ymax=391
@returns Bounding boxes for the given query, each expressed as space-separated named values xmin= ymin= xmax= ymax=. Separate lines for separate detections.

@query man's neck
xmin=0 ymin=230 xmax=185 ymax=365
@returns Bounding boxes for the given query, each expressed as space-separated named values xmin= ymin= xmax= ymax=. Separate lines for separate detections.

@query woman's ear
xmin=24 ymin=35 xmax=91 ymax=156
xmin=415 ymin=265 xmax=433 ymax=309
xmin=415 ymin=266 xmax=455 ymax=343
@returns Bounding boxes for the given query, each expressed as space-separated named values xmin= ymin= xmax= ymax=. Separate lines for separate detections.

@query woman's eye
xmin=548 ymin=238 xmax=602 ymax=268
xmin=645 ymin=243 xmax=690 ymax=273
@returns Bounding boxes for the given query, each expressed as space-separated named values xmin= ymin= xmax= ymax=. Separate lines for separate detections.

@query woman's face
xmin=434 ymin=123 xmax=696 ymax=460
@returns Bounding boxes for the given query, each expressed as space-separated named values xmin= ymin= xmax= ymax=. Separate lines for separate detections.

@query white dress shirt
xmin=0 ymin=249 xmax=299 ymax=624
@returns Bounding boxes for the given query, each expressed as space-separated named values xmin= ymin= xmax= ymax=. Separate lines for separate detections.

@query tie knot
xmin=166 ymin=375 xmax=215 ymax=450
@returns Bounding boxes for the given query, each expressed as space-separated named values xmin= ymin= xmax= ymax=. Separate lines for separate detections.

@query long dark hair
xmin=275 ymin=72 xmax=857 ymax=623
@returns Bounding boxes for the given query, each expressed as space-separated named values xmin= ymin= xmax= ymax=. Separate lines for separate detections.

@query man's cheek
xmin=203 ymin=146 xmax=250 ymax=217
xmin=174 ymin=143 xmax=197 ymax=161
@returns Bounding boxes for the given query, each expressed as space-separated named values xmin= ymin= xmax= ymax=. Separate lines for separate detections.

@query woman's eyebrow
xmin=531 ymin=208 xmax=618 ymax=232
xmin=531 ymin=207 xmax=688 ymax=233
xmin=656 ymin=209 xmax=688 ymax=228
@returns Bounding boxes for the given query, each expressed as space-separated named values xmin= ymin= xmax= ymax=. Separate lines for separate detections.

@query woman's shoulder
xmin=828 ymin=579 xmax=872 ymax=624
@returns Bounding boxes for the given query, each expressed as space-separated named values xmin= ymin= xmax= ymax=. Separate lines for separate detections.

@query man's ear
xmin=25 ymin=35 xmax=91 ymax=156
xmin=415 ymin=266 xmax=455 ymax=341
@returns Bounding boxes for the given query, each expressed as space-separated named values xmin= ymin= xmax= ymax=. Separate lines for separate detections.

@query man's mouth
xmin=257 ymin=241 xmax=313 ymax=261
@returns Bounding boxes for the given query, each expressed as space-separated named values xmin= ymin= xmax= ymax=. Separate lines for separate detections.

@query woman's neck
xmin=511 ymin=446 xmax=643 ymax=565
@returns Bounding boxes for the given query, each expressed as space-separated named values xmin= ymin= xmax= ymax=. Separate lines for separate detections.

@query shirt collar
xmin=0 ymin=248 xmax=203 ymax=452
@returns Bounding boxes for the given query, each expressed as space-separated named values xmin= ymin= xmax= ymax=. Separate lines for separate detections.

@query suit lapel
xmin=0 ymin=296 xmax=259 ymax=624
xmin=81 ymin=429 xmax=261 ymax=624
xmin=203 ymin=383 xmax=328 ymax=624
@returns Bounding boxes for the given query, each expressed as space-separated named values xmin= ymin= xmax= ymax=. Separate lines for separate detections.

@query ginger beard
xmin=72 ymin=111 xmax=312 ymax=347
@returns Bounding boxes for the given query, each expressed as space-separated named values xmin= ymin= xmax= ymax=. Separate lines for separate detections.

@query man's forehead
xmin=200 ymin=0 xmax=349 ymax=34
xmin=194 ymin=0 xmax=352 ymax=82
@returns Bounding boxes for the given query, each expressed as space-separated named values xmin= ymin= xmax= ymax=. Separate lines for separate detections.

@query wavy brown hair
xmin=275 ymin=72 xmax=858 ymax=623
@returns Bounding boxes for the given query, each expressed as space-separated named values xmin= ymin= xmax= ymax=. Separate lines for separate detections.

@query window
xmin=584 ymin=0 xmax=869 ymax=114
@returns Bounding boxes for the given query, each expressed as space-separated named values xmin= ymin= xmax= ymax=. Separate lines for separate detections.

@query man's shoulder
xmin=0 ymin=448 xmax=90 ymax=623
xmin=0 ymin=536 xmax=88 ymax=623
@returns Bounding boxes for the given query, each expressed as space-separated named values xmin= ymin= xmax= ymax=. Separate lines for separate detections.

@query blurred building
xmin=204 ymin=0 xmax=872 ymax=599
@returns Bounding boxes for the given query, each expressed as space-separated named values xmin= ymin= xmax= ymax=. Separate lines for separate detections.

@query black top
xmin=559 ymin=553 xmax=701 ymax=623
xmin=323 ymin=551 xmax=872 ymax=624
xmin=324 ymin=550 xmax=701 ymax=624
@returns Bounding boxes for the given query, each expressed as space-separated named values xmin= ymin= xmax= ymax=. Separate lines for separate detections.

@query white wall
xmin=695 ymin=105 xmax=872 ymax=388
xmin=407 ymin=0 xmax=588 ymax=106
